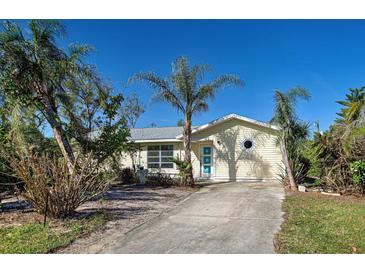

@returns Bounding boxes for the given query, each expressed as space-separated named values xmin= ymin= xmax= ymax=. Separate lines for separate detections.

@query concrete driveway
xmin=103 ymin=181 xmax=284 ymax=254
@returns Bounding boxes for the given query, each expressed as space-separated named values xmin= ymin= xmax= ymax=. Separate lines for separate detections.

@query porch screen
xmin=147 ymin=144 xmax=174 ymax=168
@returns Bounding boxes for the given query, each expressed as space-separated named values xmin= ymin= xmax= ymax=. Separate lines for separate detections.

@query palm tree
xmin=0 ymin=20 xmax=91 ymax=172
xmin=336 ymin=86 xmax=365 ymax=126
xmin=132 ymin=57 xmax=243 ymax=185
xmin=271 ymin=87 xmax=310 ymax=190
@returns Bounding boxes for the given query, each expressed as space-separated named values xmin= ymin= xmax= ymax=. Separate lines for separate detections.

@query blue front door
xmin=201 ymin=146 xmax=212 ymax=177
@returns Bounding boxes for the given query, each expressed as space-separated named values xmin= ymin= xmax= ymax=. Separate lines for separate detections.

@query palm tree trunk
xmin=183 ymin=112 xmax=194 ymax=186
xmin=43 ymin=97 xmax=75 ymax=173
xmin=280 ymin=137 xmax=297 ymax=191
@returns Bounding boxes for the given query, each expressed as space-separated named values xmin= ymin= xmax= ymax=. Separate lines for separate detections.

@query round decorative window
xmin=240 ymin=138 xmax=255 ymax=153
xmin=243 ymin=140 xmax=253 ymax=149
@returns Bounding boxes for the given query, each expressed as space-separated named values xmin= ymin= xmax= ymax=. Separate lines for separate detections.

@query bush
xmin=146 ymin=172 xmax=178 ymax=188
xmin=119 ymin=167 xmax=139 ymax=184
xmin=171 ymin=158 xmax=192 ymax=185
xmin=350 ymin=160 xmax=365 ymax=194
xmin=8 ymin=148 xmax=110 ymax=218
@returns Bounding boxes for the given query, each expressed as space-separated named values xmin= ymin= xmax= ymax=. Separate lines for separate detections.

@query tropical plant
xmin=131 ymin=57 xmax=243 ymax=185
xmin=0 ymin=20 xmax=83 ymax=171
xmin=336 ymin=86 xmax=365 ymax=126
xmin=271 ymin=87 xmax=311 ymax=190
xmin=349 ymin=160 xmax=365 ymax=194
xmin=0 ymin=20 xmax=130 ymax=171
xmin=171 ymin=157 xmax=193 ymax=185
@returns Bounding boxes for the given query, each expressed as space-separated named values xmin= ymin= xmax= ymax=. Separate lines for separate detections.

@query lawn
xmin=275 ymin=192 xmax=365 ymax=254
xmin=0 ymin=213 xmax=107 ymax=254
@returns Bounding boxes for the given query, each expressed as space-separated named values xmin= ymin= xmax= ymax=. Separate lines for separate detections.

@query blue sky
xmin=17 ymin=20 xmax=365 ymax=131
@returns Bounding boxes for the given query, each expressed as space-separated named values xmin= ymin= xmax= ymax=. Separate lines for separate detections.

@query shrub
xmin=119 ymin=167 xmax=139 ymax=184
xmin=146 ymin=172 xmax=177 ymax=188
xmin=8 ymin=148 xmax=110 ymax=218
xmin=171 ymin=158 xmax=192 ymax=185
xmin=350 ymin=160 xmax=365 ymax=194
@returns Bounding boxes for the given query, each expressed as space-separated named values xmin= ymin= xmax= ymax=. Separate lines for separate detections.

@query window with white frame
xmin=147 ymin=144 xmax=174 ymax=169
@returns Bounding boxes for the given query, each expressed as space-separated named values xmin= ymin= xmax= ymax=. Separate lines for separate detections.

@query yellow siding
xmin=191 ymin=119 xmax=283 ymax=181
xmin=119 ymin=118 xmax=283 ymax=181
xmin=120 ymin=142 xmax=181 ymax=175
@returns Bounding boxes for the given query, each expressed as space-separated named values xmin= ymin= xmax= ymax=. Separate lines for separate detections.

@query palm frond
xmin=210 ymin=74 xmax=244 ymax=90
xmin=286 ymin=86 xmax=311 ymax=102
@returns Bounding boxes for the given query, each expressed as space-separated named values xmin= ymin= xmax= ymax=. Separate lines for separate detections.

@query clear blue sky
xmin=18 ymin=20 xmax=365 ymax=131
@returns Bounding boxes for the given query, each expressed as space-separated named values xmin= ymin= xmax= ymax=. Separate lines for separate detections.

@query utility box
xmin=137 ymin=167 xmax=148 ymax=185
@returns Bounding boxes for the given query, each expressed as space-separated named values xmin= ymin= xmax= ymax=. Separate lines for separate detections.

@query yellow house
xmin=122 ymin=113 xmax=283 ymax=182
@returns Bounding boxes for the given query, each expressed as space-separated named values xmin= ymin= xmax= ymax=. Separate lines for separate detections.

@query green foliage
xmin=146 ymin=172 xmax=177 ymax=188
xmin=299 ymin=140 xmax=323 ymax=184
xmin=309 ymin=86 xmax=365 ymax=194
xmin=171 ymin=157 xmax=192 ymax=184
xmin=276 ymin=193 xmax=365 ymax=254
xmin=336 ymin=86 xmax=365 ymax=125
xmin=0 ymin=19 xmax=131 ymax=169
xmin=349 ymin=160 xmax=365 ymax=194
xmin=118 ymin=167 xmax=139 ymax=184
xmin=271 ymin=87 xmax=311 ymax=186
xmin=132 ymin=56 xmax=243 ymax=185
xmin=131 ymin=57 xmax=244 ymax=116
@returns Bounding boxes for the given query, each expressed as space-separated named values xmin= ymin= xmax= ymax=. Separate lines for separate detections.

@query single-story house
xmin=122 ymin=113 xmax=284 ymax=182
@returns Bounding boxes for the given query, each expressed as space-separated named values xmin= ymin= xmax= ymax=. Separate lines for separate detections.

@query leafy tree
xmin=122 ymin=92 xmax=145 ymax=172
xmin=0 ymin=20 xmax=86 ymax=171
xmin=0 ymin=20 xmax=130 ymax=170
xmin=132 ymin=57 xmax=243 ymax=185
xmin=60 ymin=76 xmax=130 ymax=164
xmin=271 ymin=87 xmax=311 ymax=190
xmin=123 ymin=92 xmax=145 ymax=128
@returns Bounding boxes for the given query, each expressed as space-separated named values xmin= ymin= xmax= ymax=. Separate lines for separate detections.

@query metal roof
xmin=130 ymin=126 xmax=199 ymax=141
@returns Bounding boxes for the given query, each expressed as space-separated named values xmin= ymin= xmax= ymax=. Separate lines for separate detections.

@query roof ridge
xmin=132 ymin=125 xmax=200 ymax=130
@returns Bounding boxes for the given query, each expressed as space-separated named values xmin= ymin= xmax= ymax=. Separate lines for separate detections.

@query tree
xmin=0 ymin=20 xmax=87 ymax=171
xmin=123 ymin=92 xmax=145 ymax=172
xmin=0 ymin=20 xmax=130 ymax=171
xmin=271 ymin=87 xmax=310 ymax=191
xmin=132 ymin=57 xmax=243 ymax=185
xmin=60 ymin=75 xmax=130 ymax=164
xmin=123 ymin=92 xmax=145 ymax=128
xmin=336 ymin=86 xmax=365 ymax=126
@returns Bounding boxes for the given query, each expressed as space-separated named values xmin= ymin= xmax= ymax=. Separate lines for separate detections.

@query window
xmin=240 ymin=138 xmax=255 ymax=153
xmin=243 ymin=140 xmax=253 ymax=149
xmin=147 ymin=144 xmax=174 ymax=169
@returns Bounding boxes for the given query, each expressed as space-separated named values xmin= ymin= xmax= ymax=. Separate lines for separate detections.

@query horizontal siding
xmin=192 ymin=119 xmax=283 ymax=180
xmin=120 ymin=118 xmax=284 ymax=181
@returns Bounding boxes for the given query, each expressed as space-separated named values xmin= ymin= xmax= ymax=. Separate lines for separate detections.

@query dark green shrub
xmin=146 ymin=172 xmax=177 ymax=188
xmin=119 ymin=167 xmax=138 ymax=184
